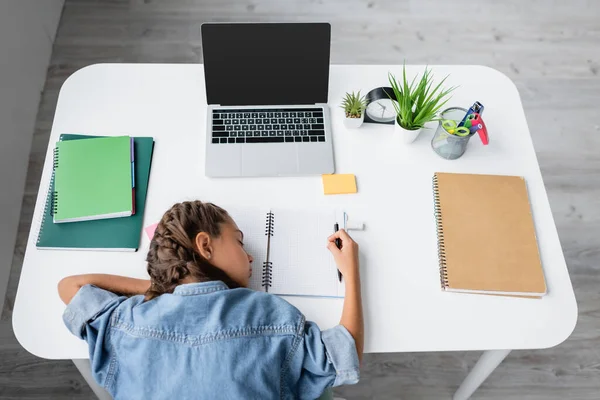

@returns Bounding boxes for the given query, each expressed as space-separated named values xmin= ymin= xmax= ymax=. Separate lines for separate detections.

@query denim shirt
xmin=63 ymin=281 xmax=359 ymax=400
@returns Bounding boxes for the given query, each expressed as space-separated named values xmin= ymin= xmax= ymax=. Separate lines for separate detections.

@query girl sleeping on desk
xmin=58 ymin=200 xmax=363 ymax=400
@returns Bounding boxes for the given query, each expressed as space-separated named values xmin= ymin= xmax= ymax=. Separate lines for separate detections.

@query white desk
xmin=13 ymin=64 xmax=577 ymax=400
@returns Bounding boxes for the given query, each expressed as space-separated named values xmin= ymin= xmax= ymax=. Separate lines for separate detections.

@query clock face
xmin=364 ymin=87 xmax=399 ymax=124
xmin=365 ymin=99 xmax=397 ymax=123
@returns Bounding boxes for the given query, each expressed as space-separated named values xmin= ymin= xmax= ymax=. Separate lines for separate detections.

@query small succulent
xmin=341 ymin=91 xmax=368 ymax=118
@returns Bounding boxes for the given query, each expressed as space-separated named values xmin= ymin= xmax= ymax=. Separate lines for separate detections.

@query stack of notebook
xmin=36 ymin=135 xmax=155 ymax=251
xmin=432 ymin=172 xmax=547 ymax=298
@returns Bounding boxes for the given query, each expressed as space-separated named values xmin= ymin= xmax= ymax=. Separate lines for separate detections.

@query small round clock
xmin=364 ymin=87 xmax=398 ymax=125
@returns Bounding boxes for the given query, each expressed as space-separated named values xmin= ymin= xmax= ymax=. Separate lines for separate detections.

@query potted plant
xmin=341 ymin=91 xmax=368 ymax=129
xmin=387 ymin=65 xmax=455 ymax=144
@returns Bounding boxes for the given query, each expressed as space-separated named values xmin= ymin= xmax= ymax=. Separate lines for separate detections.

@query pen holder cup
xmin=431 ymin=107 xmax=476 ymax=160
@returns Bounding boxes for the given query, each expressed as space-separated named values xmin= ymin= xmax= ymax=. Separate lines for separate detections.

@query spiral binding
xmin=262 ymin=261 xmax=273 ymax=288
xmin=265 ymin=212 xmax=275 ymax=237
xmin=262 ymin=211 xmax=275 ymax=290
xmin=53 ymin=147 xmax=59 ymax=169
xmin=52 ymin=192 xmax=59 ymax=215
xmin=35 ymin=173 xmax=56 ymax=245
xmin=433 ymin=174 xmax=449 ymax=289
xmin=51 ymin=147 xmax=60 ymax=216
xmin=35 ymin=144 xmax=60 ymax=245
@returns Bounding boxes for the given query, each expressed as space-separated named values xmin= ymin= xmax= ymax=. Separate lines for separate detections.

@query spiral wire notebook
xmin=36 ymin=135 xmax=154 ymax=251
xmin=227 ymin=207 xmax=345 ymax=298
xmin=53 ymin=136 xmax=133 ymax=223
xmin=433 ymin=172 xmax=547 ymax=297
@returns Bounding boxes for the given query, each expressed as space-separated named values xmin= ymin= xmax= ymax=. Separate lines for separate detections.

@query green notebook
xmin=53 ymin=135 xmax=133 ymax=223
xmin=36 ymin=135 xmax=154 ymax=251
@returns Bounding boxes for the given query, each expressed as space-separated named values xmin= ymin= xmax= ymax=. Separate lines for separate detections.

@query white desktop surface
xmin=13 ymin=64 xmax=577 ymax=360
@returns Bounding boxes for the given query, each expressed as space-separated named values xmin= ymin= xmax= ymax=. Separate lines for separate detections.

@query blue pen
xmin=458 ymin=101 xmax=484 ymax=127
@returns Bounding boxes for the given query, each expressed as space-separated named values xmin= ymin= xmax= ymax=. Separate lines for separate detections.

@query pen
xmin=334 ymin=223 xmax=342 ymax=282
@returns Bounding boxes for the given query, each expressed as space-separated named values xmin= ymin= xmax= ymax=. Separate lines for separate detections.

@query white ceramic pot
xmin=395 ymin=119 xmax=422 ymax=143
xmin=343 ymin=113 xmax=364 ymax=129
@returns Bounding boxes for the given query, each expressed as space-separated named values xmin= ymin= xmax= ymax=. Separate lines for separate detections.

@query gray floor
xmin=1 ymin=0 xmax=599 ymax=399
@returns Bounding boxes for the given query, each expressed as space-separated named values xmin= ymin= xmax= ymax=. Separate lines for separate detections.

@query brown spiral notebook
xmin=433 ymin=172 xmax=547 ymax=297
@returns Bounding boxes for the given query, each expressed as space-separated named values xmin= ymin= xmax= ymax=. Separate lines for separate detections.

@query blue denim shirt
xmin=63 ymin=281 xmax=359 ymax=400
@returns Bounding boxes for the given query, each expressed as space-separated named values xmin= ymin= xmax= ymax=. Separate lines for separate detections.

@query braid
xmin=144 ymin=201 xmax=240 ymax=301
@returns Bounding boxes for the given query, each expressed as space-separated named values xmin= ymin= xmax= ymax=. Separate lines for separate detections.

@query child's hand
xmin=327 ymin=229 xmax=359 ymax=279
xmin=329 ymin=229 xmax=364 ymax=364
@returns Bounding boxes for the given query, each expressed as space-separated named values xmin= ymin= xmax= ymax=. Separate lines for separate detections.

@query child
xmin=58 ymin=201 xmax=363 ymax=400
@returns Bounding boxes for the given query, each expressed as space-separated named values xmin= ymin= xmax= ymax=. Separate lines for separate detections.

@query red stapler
xmin=465 ymin=113 xmax=489 ymax=145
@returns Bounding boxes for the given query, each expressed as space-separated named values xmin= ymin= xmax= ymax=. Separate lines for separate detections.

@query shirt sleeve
xmin=62 ymin=284 xmax=127 ymax=388
xmin=285 ymin=321 xmax=360 ymax=399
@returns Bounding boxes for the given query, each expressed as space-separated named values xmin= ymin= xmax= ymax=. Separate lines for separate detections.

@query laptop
xmin=201 ymin=23 xmax=335 ymax=177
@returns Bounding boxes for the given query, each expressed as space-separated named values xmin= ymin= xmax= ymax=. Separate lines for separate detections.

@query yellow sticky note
xmin=322 ymin=174 xmax=357 ymax=195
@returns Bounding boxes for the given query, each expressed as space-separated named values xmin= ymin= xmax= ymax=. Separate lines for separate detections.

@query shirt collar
xmin=173 ymin=281 xmax=229 ymax=296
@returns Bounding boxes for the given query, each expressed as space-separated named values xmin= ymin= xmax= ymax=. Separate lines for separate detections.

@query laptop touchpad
xmin=242 ymin=145 xmax=298 ymax=176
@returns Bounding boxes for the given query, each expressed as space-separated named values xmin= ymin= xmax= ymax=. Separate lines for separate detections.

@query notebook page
xmin=268 ymin=208 xmax=343 ymax=297
xmin=226 ymin=207 xmax=269 ymax=292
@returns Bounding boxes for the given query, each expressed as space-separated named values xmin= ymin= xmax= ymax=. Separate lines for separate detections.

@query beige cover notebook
xmin=433 ymin=172 xmax=547 ymax=297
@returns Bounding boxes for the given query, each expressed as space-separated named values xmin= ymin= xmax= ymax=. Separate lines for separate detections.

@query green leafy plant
xmin=341 ymin=91 xmax=368 ymax=118
xmin=386 ymin=64 xmax=456 ymax=130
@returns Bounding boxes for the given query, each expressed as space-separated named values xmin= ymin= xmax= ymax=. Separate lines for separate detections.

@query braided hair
xmin=144 ymin=201 xmax=241 ymax=301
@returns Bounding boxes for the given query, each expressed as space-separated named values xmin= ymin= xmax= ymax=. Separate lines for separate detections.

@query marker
xmin=334 ymin=223 xmax=342 ymax=282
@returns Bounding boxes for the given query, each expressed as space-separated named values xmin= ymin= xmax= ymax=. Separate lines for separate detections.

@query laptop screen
xmin=201 ymin=23 xmax=331 ymax=106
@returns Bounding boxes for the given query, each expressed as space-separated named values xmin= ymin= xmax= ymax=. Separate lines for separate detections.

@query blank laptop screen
xmin=201 ymin=23 xmax=331 ymax=106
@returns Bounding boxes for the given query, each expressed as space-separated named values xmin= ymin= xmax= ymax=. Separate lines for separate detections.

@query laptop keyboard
xmin=211 ymin=108 xmax=326 ymax=144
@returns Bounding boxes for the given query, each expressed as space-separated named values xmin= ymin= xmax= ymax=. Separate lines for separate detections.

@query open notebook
xmin=227 ymin=208 xmax=345 ymax=298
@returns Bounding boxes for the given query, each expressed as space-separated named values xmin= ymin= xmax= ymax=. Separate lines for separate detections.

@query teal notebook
xmin=36 ymin=135 xmax=154 ymax=251
xmin=53 ymin=135 xmax=133 ymax=223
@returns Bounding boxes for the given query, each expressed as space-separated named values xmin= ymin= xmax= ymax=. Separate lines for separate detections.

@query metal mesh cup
xmin=431 ymin=107 xmax=472 ymax=160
